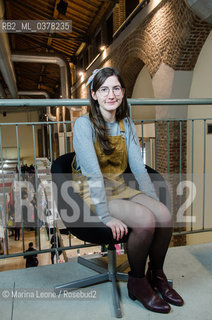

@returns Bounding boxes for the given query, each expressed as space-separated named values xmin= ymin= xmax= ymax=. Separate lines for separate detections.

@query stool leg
xmin=107 ymin=248 xmax=123 ymax=318
xmin=55 ymin=273 xmax=109 ymax=294
xmin=111 ymin=274 xmax=122 ymax=318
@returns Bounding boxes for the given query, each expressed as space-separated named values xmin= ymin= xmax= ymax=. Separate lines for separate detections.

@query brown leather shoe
xmin=127 ymin=273 xmax=171 ymax=313
xmin=147 ymin=268 xmax=184 ymax=306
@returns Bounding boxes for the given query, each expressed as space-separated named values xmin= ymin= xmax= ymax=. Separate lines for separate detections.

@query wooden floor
xmin=0 ymin=227 xmax=100 ymax=272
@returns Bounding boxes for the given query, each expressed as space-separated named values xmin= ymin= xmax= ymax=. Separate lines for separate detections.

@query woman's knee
xmin=131 ymin=216 xmax=155 ymax=237
xmin=133 ymin=207 xmax=156 ymax=229
xmin=156 ymin=202 xmax=172 ymax=227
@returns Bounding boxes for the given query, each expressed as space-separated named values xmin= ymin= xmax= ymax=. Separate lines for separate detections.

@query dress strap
xmin=119 ymin=119 xmax=125 ymax=132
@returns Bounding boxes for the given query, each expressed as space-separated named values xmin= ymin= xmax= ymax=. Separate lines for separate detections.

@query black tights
xmin=127 ymin=226 xmax=173 ymax=278
xmin=67 ymin=218 xmax=172 ymax=279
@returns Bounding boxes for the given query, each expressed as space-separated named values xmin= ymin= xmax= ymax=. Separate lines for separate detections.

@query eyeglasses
xmin=97 ymin=86 xmax=123 ymax=97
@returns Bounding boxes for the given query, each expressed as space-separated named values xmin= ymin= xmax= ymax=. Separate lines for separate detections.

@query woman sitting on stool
xmin=72 ymin=67 xmax=184 ymax=314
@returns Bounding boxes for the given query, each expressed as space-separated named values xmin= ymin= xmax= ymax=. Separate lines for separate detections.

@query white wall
xmin=187 ymin=30 xmax=212 ymax=245
xmin=152 ymin=62 xmax=192 ymax=119
xmin=188 ymin=29 xmax=212 ymax=120
xmin=131 ymin=65 xmax=155 ymax=120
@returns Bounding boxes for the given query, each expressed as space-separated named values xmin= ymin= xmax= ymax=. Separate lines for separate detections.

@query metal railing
xmin=0 ymin=98 xmax=212 ymax=261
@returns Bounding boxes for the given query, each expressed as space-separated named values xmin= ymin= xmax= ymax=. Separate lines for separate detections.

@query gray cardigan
xmin=73 ymin=115 xmax=158 ymax=224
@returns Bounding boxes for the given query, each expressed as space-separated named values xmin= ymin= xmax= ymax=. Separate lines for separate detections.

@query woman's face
xmin=91 ymin=75 xmax=125 ymax=118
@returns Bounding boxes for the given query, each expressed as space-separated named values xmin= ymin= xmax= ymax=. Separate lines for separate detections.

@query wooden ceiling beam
xmin=38 ymin=84 xmax=56 ymax=93
xmin=13 ymin=35 xmax=74 ymax=59
xmin=67 ymin=0 xmax=97 ymax=15
xmin=14 ymin=64 xmax=51 ymax=75
xmin=24 ymin=0 xmax=54 ymax=15
xmin=51 ymin=39 xmax=76 ymax=50
xmin=51 ymin=42 xmax=76 ymax=56
xmin=52 ymin=47 xmax=75 ymax=56
xmin=15 ymin=73 xmax=40 ymax=85
xmin=15 ymin=72 xmax=58 ymax=87
xmin=13 ymin=0 xmax=53 ymax=20
xmin=47 ymin=0 xmax=61 ymax=47
xmin=11 ymin=2 xmax=51 ymax=21
xmin=66 ymin=12 xmax=91 ymax=28
xmin=66 ymin=6 xmax=96 ymax=22
xmin=18 ymin=32 xmax=86 ymax=42
xmin=77 ymin=0 xmax=100 ymax=10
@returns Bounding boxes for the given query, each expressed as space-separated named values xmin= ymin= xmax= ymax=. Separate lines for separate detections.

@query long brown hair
xmin=88 ymin=67 xmax=129 ymax=154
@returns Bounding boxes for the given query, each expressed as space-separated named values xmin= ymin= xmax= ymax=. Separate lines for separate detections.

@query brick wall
xmin=109 ymin=0 xmax=212 ymax=95
xmin=74 ymin=0 xmax=211 ymax=96
xmin=113 ymin=0 xmax=126 ymax=34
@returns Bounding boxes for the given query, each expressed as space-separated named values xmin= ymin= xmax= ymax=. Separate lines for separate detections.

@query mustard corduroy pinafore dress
xmin=72 ymin=119 xmax=142 ymax=214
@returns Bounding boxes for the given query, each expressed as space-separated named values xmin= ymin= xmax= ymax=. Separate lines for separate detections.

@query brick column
xmin=152 ymin=62 xmax=193 ymax=246
xmin=156 ymin=121 xmax=187 ymax=247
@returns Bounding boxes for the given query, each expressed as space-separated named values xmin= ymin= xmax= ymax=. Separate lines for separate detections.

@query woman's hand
xmin=106 ymin=218 xmax=128 ymax=241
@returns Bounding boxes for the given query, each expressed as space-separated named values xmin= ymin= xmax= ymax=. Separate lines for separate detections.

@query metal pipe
xmin=191 ymin=119 xmax=194 ymax=231
xmin=12 ymin=54 xmax=70 ymax=138
xmin=18 ymin=90 xmax=57 ymax=121
xmin=18 ymin=91 xmax=49 ymax=98
xmin=11 ymin=54 xmax=70 ymax=99
xmin=167 ymin=121 xmax=170 ymax=181
xmin=0 ymin=0 xmax=18 ymax=98
xmin=0 ymin=126 xmax=9 ymax=254
xmin=1 ymin=98 xmax=212 ymax=107
xmin=203 ymin=119 xmax=207 ymax=229
xmin=32 ymin=124 xmax=41 ymax=249
xmin=41 ymin=123 xmax=46 ymax=157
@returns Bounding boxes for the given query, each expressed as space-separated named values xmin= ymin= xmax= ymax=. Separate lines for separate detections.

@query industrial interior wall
xmin=0 ymin=111 xmax=40 ymax=165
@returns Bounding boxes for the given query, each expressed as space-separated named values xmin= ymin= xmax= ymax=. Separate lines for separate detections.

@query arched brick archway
xmin=119 ymin=57 xmax=144 ymax=97
xmin=110 ymin=0 xmax=211 ymax=82
xmin=113 ymin=30 xmax=162 ymax=83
